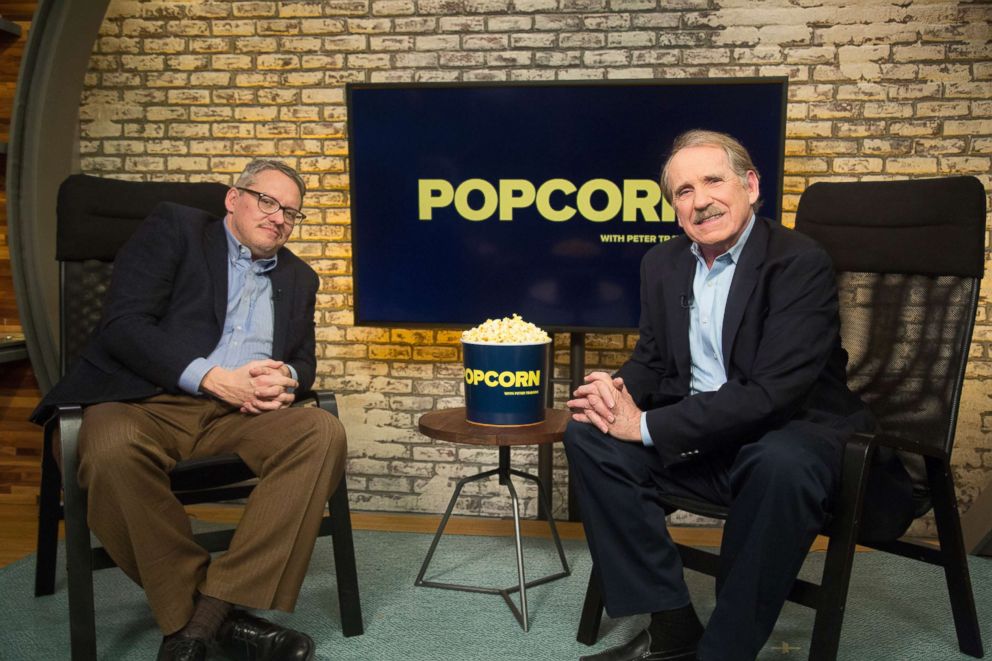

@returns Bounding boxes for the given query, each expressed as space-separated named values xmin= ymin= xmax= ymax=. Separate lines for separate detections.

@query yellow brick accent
xmin=369 ymin=345 xmax=413 ymax=360
xmin=412 ymin=346 xmax=459 ymax=362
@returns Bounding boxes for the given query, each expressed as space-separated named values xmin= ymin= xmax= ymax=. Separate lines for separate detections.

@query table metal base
xmin=414 ymin=446 xmax=571 ymax=631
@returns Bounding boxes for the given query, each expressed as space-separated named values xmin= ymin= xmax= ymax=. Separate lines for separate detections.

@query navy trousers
xmin=564 ymin=419 xmax=913 ymax=661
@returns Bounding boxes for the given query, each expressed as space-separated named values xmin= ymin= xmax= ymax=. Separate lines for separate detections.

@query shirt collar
xmin=223 ymin=220 xmax=278 ymax=273
xmin=689 ymin=213 xmax=756 ymax=266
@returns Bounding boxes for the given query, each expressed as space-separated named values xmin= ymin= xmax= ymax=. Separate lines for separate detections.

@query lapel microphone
xmin=680 ymin=294 xmax=693 ymax=309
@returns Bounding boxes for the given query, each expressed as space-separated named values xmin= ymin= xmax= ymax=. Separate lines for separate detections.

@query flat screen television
xmin=347 ymin=78 xmax=787 ymax=332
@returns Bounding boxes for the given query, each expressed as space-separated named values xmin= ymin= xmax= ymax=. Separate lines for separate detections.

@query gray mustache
xmin=692 ymin=205 xmax=723 ymax=225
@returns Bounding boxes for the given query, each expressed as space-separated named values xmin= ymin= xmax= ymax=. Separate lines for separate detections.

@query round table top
xmin=418 ymin=407 xmax=570 ymax=446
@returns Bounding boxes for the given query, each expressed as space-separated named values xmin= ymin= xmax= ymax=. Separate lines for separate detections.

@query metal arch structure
xmin=7 ymin=0 xmax=110 ymax=392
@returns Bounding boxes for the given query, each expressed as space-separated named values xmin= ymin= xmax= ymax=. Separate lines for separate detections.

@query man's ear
xmin=224 ymin=187 xmax=239 ymax=215
xmin=746 ymin=170 xmax=760 ymax=206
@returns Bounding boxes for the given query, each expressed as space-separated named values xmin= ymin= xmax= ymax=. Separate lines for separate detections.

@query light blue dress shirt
xmin=641 ymin=214 xmax=756 ymax=446
xmin=178 ymin=222 xmax=296 ymax=395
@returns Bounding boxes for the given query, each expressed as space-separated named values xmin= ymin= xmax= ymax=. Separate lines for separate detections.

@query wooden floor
xmin=1 ymin=501 xmax=859 ymax=571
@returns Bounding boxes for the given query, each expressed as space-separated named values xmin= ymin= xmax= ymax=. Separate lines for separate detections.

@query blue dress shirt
xmin=641 ymin=214 xmax=756 ymax=446
xmin=178 ymin=221 xmax=296 ymax=395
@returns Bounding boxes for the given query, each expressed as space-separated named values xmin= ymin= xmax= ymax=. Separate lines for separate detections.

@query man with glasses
xmin=33 ymin=160 xmax=343 ymax=661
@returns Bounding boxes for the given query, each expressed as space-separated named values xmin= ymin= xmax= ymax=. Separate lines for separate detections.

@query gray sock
xmin=177 ymin=594 xmax=233 ymax=641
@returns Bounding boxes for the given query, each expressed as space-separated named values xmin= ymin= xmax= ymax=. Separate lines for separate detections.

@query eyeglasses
xmin=235 ymin=187 xmax=306 ymax=226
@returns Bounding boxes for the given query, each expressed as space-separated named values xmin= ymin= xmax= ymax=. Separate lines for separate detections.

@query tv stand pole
xmin=538 ymin=343 xmax=554 ymax=521
xmin=567 ymin=332 xmax=585 ymax=521
xmin=537 ymin=331 xmax=586 ymax=522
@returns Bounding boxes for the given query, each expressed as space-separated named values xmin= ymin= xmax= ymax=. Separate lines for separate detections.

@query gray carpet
xmin=2 ymin=527 xmax=990 ymax=660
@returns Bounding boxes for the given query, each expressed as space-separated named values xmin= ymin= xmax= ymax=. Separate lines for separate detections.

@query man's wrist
xmin=199 ymin=366 xmax=217 ymax=393
xmin=640 ymin=412 xmax=654 ymax=447
xmin=179 ymin=357 xmax=215 ymax=395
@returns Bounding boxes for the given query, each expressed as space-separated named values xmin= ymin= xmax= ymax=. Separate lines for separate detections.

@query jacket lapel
xmin=721 ymin=217 xmax=769 ymax=367
xmin=667 ymin=245 xmax=696 ymax=379
xmin=269 ymin=257 xmax=293 ymax=360
xmin=205 ymin=219 xmax=228 ymax=327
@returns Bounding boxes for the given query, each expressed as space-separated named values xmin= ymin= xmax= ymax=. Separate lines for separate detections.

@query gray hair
xmin=660 ymin=129 xmax=762 ymax=214
xmin=235 ymin=159 xmax=306 ymax=201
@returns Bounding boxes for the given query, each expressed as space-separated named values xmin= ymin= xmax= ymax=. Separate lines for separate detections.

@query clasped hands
xmin=201 ymin=359 xmax=297 ymax=415
xmin=567 ymin=371 xmax=643 ymax=442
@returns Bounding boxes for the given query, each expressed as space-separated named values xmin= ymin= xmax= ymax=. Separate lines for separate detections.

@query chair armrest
xmin=49 ymin=405 xmax=85 ymax=484
xmin=823 ymin=432 xmax=878 ymax=541
xmin=47 ymin=405 xmax=98 ymax=571
xmin=843 ymin=430 xmax=942 ymax=521
xmin=294 ymin=389 xmax=339 ymax=418
xmin=839 ymin=432 xmax=876 ymax=487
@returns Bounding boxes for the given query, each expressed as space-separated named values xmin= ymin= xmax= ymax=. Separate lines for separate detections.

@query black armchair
xmin=576 ymin=175 xmax=986 ymax=660
xmin=33 ymin=174 xmax=363 ymax=661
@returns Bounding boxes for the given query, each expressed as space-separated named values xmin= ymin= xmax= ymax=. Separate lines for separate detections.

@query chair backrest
xmin=56 ymin=174 xmax=230 ymax=374
xmin=795 ymin=177 xmax=986 ymax=484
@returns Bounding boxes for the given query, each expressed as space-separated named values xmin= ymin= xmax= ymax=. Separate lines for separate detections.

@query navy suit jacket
xmin=617 ymin=216 xmax=874 ymax=468
xmin=32 ymin=202 xmax=319 ymax=423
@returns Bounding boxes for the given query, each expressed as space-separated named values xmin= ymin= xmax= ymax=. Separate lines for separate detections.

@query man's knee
xmin=563 ymin=419 xmax=657 ymax=486
xmin=291 ymin=407 xmax=347 ymax=464
xmin=318 ymin=410 xmax=347 ymax=465
xmin=287 ymin=409 xmax=347 ymax=497
xmin=563 ymin=418 xmax=606 ymax=457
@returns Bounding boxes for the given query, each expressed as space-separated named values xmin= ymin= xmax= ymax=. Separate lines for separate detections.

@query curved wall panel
xmin=7 ymin=0 xmax=110 ymax=392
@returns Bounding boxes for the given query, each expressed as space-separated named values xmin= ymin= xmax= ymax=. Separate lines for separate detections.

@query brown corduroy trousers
xmin=75 ymin=393 xmax=346 ymax=635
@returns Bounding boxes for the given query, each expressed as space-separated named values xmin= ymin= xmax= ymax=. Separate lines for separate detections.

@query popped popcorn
xmin=461 ymin=314 xmax=550 ymax=344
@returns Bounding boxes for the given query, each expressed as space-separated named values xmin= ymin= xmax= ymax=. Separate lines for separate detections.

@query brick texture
xmin=77 ymin=0 xmax=992 ymax=534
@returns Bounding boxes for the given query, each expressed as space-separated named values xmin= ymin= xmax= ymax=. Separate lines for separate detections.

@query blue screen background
xmin=348 ymin=80 xmax=786 ymax=331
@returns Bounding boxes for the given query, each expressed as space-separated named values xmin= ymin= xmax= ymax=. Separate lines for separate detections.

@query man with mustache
xmin=33 ymin=160 xmax=344 ymax=661
xmin=565 ymin=131 xmax=914 ymax=661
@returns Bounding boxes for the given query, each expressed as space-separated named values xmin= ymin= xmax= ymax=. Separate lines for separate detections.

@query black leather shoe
xmin=157 ymin=635 xmax=207 ymax=661
xmin=216 ymin=609 xmax=315 ymax=661
xmin=579 ymin=629 xmax=698 ymax=661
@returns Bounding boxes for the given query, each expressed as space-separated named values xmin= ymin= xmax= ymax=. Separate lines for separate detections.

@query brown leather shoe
xmin=157 ymin=635 xmax=207 ymax=661
xmin=579 ymin=629 xmax=698 ymax=661
xmin=216 ymin=609 xmax=314 ymax=661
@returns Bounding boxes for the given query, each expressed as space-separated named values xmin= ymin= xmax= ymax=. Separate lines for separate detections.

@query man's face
xmin=224 ymin=169 xmax=301 ymax=259
xmin=666 ymin=144 xmax=759 ymax=262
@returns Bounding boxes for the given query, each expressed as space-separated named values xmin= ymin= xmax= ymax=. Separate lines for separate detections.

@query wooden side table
xmin=415 ymin=407 xmax=572 ymax=631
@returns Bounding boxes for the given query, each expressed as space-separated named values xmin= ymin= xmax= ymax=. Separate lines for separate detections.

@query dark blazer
xmin=32 ymin=202 xmax=319 ymax=423
xmin=617 ymin=216 xmax=874 ymax=468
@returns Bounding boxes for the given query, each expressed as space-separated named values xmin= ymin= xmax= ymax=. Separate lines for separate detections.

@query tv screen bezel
xmin=346 ymin=77 xmax=789 ymax=333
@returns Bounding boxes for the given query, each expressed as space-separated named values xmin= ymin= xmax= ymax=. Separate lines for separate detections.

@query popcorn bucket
xmin=462 ymin=340 xmax=550 ymax=426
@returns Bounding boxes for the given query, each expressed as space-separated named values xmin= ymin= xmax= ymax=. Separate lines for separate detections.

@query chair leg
xmin=59 ymin=407 xmax=98 ymax=661
xmin=927 ymin=457 xmax=984 ymax=658
xmin=809 ymin=436 xmax=874 ymax=661
xmin=35 ymin=421 xmax=62 ymax=596
xmin=328 ymin=481 xmax=363 ymax=637
xmin=577 ymin=565 xmax=605 ymax=646
xmin=808 ymin=533 xmax=858 ymax=661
